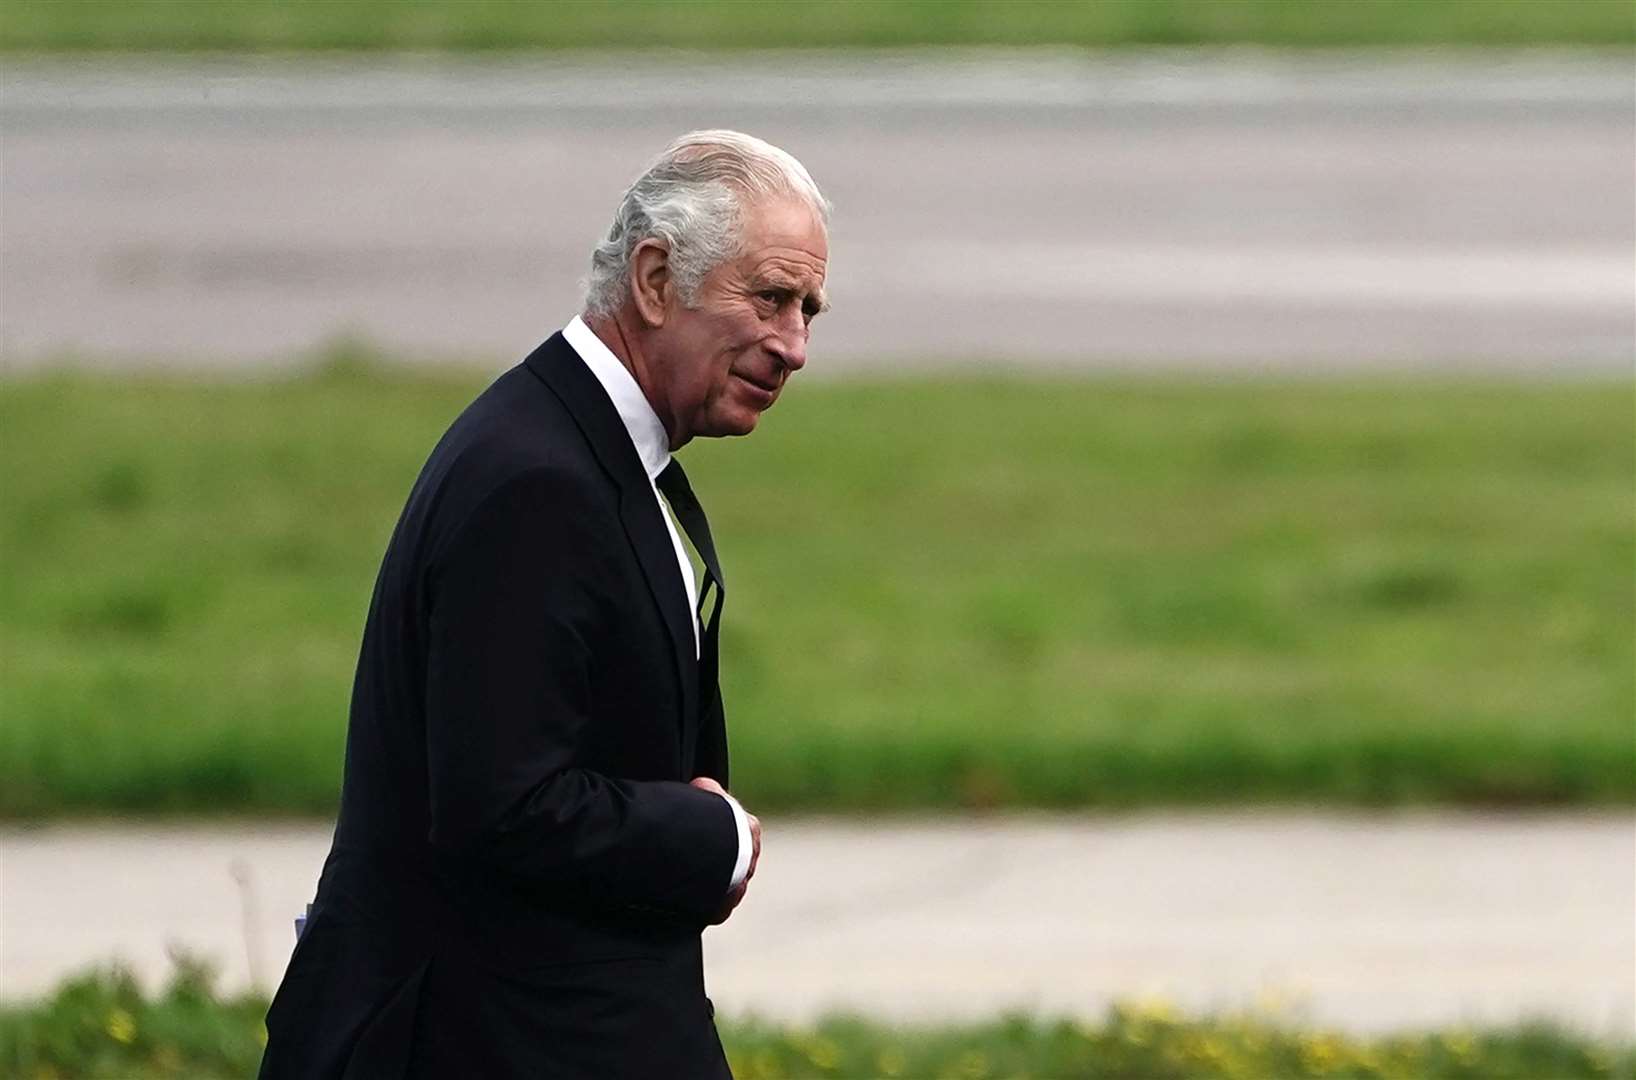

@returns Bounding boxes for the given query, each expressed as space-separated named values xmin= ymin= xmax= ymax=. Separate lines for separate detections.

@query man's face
xmin=650 ymin=197 xmax=828 ymax=447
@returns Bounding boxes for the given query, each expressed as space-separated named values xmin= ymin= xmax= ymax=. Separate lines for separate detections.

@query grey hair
xmin=583 ymin=130 xmax=830 ymax=319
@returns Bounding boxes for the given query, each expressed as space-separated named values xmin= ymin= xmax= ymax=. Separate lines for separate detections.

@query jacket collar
xmin=522 ymin=331 xmax=699 ymax=753
xmin=562 ymin=315 xmax=671 ymax=482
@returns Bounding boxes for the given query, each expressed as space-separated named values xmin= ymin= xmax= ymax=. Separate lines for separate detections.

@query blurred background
xmin=1 ymin=2 xmax=1632 ymax=1077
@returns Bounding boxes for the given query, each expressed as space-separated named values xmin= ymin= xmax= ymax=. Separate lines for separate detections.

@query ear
xmin=629 ymin=238 xmax=672 ymax=328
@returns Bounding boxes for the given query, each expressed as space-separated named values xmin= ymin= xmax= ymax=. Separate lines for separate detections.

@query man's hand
xmin=690 ymin=776 xmax=760 ymax=924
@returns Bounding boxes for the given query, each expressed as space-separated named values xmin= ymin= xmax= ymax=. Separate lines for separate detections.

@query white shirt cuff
xmin=718 ymin=792 xmax=753 ymax=890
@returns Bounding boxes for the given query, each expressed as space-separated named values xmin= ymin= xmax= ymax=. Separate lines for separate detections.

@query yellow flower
xmin=1299 ymin=1032 xmax=1341 ymax=1073
xmin=1254 ymin=986 xmax=1291 ymax=1017
xmin=105 ymin=1007 xmax=137 ymax=1045
xmin=806 ymin=1036 xmax=841 ymax=1071
xmin=1351 ymin=1047 xmax=1383 ymax=1077
xmin=1128 ymin=994 xmax=1179 ymax=1025
xmin=1443 ymin=1030 xmax=1478 ymax=1064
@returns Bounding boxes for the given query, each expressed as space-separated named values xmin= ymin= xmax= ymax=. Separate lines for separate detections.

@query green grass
xmin=3 ymin=961 xmax=1630 ymax=1079
xmin=1 ymin=359 xmax=1631 ymax=817
xmin=1 ymin=0 xmax=1632 ymax=52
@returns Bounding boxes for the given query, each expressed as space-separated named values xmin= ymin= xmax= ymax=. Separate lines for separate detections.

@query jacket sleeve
xmin=422 ymin=466 xmax=736 ymax=925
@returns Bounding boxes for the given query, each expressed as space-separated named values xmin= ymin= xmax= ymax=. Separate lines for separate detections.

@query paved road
xmin=3 ymin=813 xmax=1632 ymax=1036
xmin=2 ymin=52 xmax=1631 ymax=374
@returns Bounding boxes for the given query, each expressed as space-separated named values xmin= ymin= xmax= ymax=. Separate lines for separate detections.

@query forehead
xmin=737 ymin=197 xmax=828 ymax=283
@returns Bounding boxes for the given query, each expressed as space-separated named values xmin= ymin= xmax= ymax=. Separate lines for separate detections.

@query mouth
xmin=732 ymin=372 xmax=780 ymax=407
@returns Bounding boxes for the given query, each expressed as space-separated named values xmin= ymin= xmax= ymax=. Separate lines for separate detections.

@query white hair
xmin=583 ymin=129 xmax=830 ymax=319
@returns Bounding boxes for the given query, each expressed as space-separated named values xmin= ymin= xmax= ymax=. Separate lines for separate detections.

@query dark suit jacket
xmin=259 ymin=332 xmax=738 ymax=1079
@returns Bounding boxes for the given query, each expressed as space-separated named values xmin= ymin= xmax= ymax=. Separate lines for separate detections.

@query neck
xmin=582 ymin=311 xmax=685 ymax=450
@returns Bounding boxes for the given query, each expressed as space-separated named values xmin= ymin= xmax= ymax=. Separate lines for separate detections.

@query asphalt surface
xmin=2 ymin=52 xmax=1631 ymax=374
xmin=3 ymin=814 xmax=1632 ymax=1036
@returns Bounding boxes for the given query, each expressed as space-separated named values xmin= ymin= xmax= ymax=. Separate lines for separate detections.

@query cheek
xmin=687 ymin=311 xmax=766 ymax=404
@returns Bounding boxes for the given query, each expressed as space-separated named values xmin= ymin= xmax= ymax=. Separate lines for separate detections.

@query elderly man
xmin=259 ymin=130 xmax=829 ymax=1079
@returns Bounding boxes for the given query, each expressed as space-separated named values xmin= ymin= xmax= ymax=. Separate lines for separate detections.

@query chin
xmin=713 ymin=409 xmax=762 ymax=438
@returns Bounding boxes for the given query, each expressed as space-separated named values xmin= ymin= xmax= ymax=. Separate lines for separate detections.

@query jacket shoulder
xmin=434 ymin=363 xmax=603 ymax=491
xmin=391 ymin=362 xmax=612 ymax=572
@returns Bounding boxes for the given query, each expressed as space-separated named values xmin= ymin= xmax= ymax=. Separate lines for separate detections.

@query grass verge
xmin=1 ymin=362 xmax=1631 ymax=816
xmin=1 ymin=0 xmax=1632 ymax=52
xmin=1 ymin=960 xmax=1629 ymax=1079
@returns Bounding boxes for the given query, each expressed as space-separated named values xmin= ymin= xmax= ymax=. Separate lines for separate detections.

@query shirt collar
xmin=562 ymin=315 xmax=671 ymax=482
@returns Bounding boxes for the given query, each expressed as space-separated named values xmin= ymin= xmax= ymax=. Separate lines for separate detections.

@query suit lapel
xmin=523 ymin=334 xmax=699 ymax=753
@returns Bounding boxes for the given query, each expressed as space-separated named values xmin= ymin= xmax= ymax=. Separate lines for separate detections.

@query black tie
xmin=658 ymin=458 xmax=729 ymax=780
xmin=656 ymin=458 xmax=725 ymax=643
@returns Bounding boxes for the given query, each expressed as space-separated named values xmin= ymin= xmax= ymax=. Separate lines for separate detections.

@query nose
xmin=769 ymin=310 xmax=809 ymax=374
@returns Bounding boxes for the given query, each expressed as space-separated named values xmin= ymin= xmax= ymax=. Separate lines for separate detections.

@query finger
xmin=710 ymin=882 xmax=745 ymax=925
xmin=689 ymin=776 xmax=727 ymax=796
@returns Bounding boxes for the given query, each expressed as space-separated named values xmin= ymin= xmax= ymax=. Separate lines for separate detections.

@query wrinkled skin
xmin=587 ymin=196 xmax=829 ymax=449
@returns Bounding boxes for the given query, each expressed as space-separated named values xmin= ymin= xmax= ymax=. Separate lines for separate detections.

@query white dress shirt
xmin=563 ymin=316 xmax=753 ymax=893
